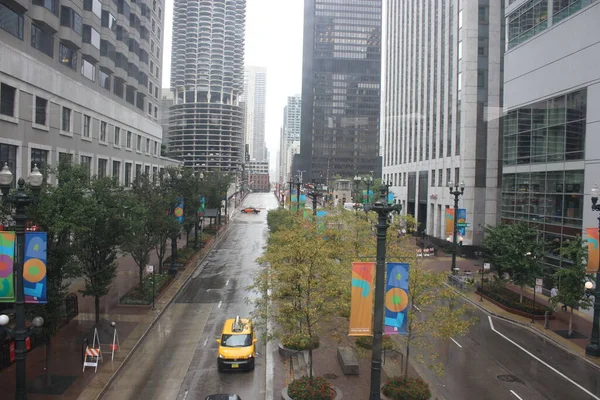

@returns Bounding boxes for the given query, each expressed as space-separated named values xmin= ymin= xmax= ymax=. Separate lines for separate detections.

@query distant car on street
xmin=205 ymin=395 xmax=242 ymax=400
xmin=241 ymin=206 xmax=260 ymax=214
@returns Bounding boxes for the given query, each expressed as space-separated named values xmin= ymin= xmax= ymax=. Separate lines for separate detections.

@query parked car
xmin=241 ymin=206 xmax=259 ymax=214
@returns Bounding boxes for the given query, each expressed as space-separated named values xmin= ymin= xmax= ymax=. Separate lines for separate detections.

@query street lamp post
xmin=165 ymin=171 xmax=182 ymax=274
xmin=353 ymin=174 xmax=362 ymax=203
xmin=0 ymin=163 xmax=44 ymax=400
xmin=306 ymin=181 xmax=323 ymax=217
xmin=365 ymin=184 xmax=402 ymax=400
xmin=448 ymin=181 xmax=465 ymax=273
xmin=287 ymin=179 xmax=294 ymax=210
xmin=193 ymin=172 xmax=204 ymax=249
xmin=295 ymin=176 xmax=302 ymax=215
xmin=586 ymin=184 xmax=600 ymax=357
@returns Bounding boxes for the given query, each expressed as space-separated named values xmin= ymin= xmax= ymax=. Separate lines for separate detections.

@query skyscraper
xmin=0 ymin=0 xmax=176 ymax=185
xmin=278 ymin=94 xmax=301 ymax=183
xmin=381 ymin=0 xmax=503 ymax=246
xmin=168 ymin=0 xmax=246 ymax=172
xmin=241 ymin=66 xmax=267 ymax=162
xmin=299 ymin=0 xmax=382 ymax=183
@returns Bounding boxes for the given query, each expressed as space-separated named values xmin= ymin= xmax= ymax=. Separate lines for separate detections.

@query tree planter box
xmin=281 ymin=385 xmax=342 ymax=400
xmin=477 ymin=290 xmax=556 ymax=321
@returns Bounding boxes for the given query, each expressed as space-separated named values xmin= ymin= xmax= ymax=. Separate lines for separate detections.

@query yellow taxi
xmin=216 ymin=316 xmax=257 ymax=371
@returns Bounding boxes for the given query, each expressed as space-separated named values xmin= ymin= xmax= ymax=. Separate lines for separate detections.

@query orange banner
xmin=349 ymin=262 xmax=374 ymax=336
xmin=445 ymin=208 xmax=454 ymax=239
xmin=587 ymin=228 xmax=599 ymax=273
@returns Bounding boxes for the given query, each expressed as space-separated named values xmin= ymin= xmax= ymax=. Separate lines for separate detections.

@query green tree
xmin=550 ymin=236 xmax=593 ymax=336
xmin=26 ymin=161 xmax=88 ymax=387
xmin=266 ymin=208 xmax=296 ymax=234
xmin=153 ymin=182 xmax=179 ymax=273
xmin=248 ymin=214 xmax=347 ymax=380
xmin=122 ymin=175 xmax=161 ymax=288
xmin=482 ymin=222 xmax=545 ymax=302
xmin=73 ymin=175 xmax=128 ymax=323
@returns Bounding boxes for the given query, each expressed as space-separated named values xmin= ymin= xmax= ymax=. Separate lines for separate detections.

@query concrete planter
xmin=281 ymin=385 xmax=342 ymax=400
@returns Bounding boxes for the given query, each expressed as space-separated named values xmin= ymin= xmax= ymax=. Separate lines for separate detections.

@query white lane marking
xmin=207 ymin=288 xmax=211 ymax=292
xmin=183 ymin=390 xmax=188 ymax=400
xmin=413 ymin=304 xmax=421 ymax=312
xmin=488 ymin=316 xmax=600 ymax=400
xmin=203 ymin=338 xmax=208 ymax=347
xmin=218 ymin=300 xmax=222 ymax=308
xmin=510 ymin=390 xmax=523 ymax=400
xmin=225 ymin=279 xmax=229 ymax=286
xmin=450 ymin=338 xmax=463 ymax=348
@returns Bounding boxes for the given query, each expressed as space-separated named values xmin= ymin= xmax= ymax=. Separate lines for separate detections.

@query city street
xmin=100 ymin=193 xmax=277 ymax=400
xmin=417 ymin=301 xmax=600 ymax=400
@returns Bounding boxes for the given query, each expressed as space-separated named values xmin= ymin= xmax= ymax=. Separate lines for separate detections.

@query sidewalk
xmin=424 ymin=255 xmax=600 ymax=369
xmin=0 ymin=222 xmax=229 ymax=399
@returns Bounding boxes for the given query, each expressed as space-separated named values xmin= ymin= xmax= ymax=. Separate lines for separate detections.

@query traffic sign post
xmin=146 ymin=265 xmax=155 ymax=310
xmin=532 ymin=277 xmax=543 ymax=323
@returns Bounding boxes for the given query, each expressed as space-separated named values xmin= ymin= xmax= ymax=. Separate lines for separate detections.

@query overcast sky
xmin=161 ymin=0 xmax=305 ymax=172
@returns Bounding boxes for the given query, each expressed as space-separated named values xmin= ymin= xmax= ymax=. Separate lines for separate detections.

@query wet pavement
xmin=411 ymin=299 xmax=600 ymax=400
xmin=101 ymin=193 xmax=276 ymax=400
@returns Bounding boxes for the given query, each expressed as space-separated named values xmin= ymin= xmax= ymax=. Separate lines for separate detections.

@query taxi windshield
xmin=221 ymin=334 xmax=252 ymax=347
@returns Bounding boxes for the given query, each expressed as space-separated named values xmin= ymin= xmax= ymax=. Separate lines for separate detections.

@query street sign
xmin=146 ymin=265 xmax=154 ymax=274
xmin=535 ymin=286 xmax=543 ymax=293
xmin=483 ymin=263 xmax=490 ymax=270
xmin=457 ymin=223 xmax=471 ymax=227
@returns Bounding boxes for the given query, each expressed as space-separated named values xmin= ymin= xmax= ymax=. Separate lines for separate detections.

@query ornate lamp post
xmin=306 ymin=181 xmax=323 ymax=217
xmin=365 ymin=183 xmax=402 ymax=400
xmin=164 ymin=170 xmax=182 ymax=274
xmin=0 ymin=163 xmax=45 ymax=399
xmin=448 ymin=181 xmax=465 ymax=273
xmin=295 ymin=175 xmax=301 ymax=214
xmin=586 ymin=184 xmax=600 ymax=357
xmin=353 ymin=174 xmax=362 ymax=203
xmin=193 ymin=171 xmax=204 ymax=249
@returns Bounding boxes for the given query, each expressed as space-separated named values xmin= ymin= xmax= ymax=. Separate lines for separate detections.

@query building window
xmin=32 ymin=0 xmax=59 ymax=15
xmin=97 ymin=158 xmax=107 ymax=178
xmin=553 ymin=0 xmax=589 ymax=23
xmin=431 ymin=170 xmax=435 ymax=186
xmin=100 ymin=121 xmax=107 ymax=142
xmin=135 ymin=164 xmax=142 ymax=183
xmin=126 ymin=131 xmax=132 ymax=148
xmin=114 ymin=78 xmax=124 ymax=97
xmin=80 ymin=155 xmax=92 ymax=176
xmin=83 ymin=0 xmax=102 ymax=19
xmin=147 ymin=102 xmax=152 ymax=115
xmin=114 ymin=126 xmax=121 ymax=145
xmin=0 ymin=3 xmax=24 ymax=39
xmin=446 ymin=168 xmax=451 ymax=186
xmin=30 ymin=148 xmax=48 ymax=175
xmin=60 ymin=6 xmax=83 ymax=35
xmin=59 ymin=43 xmax=77 ymax=69
xmin=83 ymin=115 xmax=91 ymax=138
xmin=0 ymin=144 xmax=17 ymax=187
xmin=125 ymin=162 xmax=132 ymax=186
xmin=0 ymin=83 xmax=17 ymax=117
xmin=145 ymin=138 xmax=150 ymax=153
xmin=507 ymin=0 xmax=548 ymax=49
xmin=455 ymin=168 xmax=460 ymax=184
xmin=144 ymin=165 xmax=150 ymax=176
xmin=136 ymin=134 xmax=142 ymax=151
xmin=153 ymin=141 xmax=158 ymax=155
xmin=34 ymin=96 xmax=48 ymax=126
xmin=438 ymin=169 xmax=443 ymax=187
xmin=58 ymin=152 xmax=72 ymax=167
xmin=83 ymin=25 xmax=101 ymax=49
xmin=31 ymin=24 xmax=54 ymax=58
xmin=81 ymin=59 xmax=96 ymax=81
xmin=458 ymin=41 xmax=462 ymax=60
xmin=101 ymin=10 xmax=117 ymax=31
xmin=61 ymin=106 xmax=72 ymax=132
xmin=154 ymin=106 xmax=157 ymax=118
xmin=99 ymin=70 xmax=111 ymax=90
xmin=112 ymin=160 xmax=120 ymax=180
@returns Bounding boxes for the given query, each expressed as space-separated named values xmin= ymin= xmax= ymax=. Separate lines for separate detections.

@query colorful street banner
xmin=24 ymin=232 xmax=47 ymax=304
xmin=457 ymin=208 xmax=466 ymax=236
xmin=387 ymin=192 xmax=395 ymax=205
xmin=385 ymin=263 xmax=410 ymax=335
xmin=175 ymin=197 xmax=184 ymax=224
xmin=349 ymin=262 xmax=375 ymax=336
xmin=586 ymin=228 xmax=599 ymax=273
xmin=197 ymin=195 xmax=205 ymax=216
xmin=362 ymin=190 xmax=374 ymax=203
xmin=316 ymin=210 xmax=327 ymax=233
xmin=445 ymin=208 xmax=454 ymax=238
xmin=0 ymin=232 xmax=15 ymax=302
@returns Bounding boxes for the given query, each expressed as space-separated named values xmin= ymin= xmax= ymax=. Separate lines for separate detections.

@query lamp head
xmin=176 ymin=172 xmax=182 ymax=180
xmin=459 ymin=181 xmax=465 ymax=193
xmin=0 ymin=163 xmax=13 ymax=188
xmin=585 ymin=281 xmax=594 ymax=290
xmin=32 ymin=316 xmax=44 ymax=328
xmin=29 ymin=165 xmax=44 ymax=188
xmin=0 ymin=314 xmax=9 ymax=326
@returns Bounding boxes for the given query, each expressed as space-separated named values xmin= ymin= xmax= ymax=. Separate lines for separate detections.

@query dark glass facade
xmin=299 ymin=0 xmax=382 ymax=182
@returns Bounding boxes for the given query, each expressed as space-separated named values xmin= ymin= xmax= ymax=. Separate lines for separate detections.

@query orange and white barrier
xmin=83 ymin=347 xmax=102 ymax=372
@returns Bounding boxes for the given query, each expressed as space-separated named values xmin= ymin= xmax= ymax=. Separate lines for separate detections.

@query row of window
xmin=383 ymin=168 xmax=460 ymax=189
xmin=0 ymin=143 xmax=164 ymax=188
xmin=0 ymin=82 xmax=160 ymax=156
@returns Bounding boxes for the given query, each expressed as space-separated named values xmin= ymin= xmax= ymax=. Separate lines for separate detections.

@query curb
xmin=94 ymin=223 xmax=235 ymax=400
xmin=450 ymin=284 xmax=600 ymax=372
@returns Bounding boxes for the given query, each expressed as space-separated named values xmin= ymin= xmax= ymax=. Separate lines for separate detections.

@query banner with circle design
xmin=385 ymin=262 xmax=409 ymax=335
xmin=24 ymin=232 xmax=47 ymax=304
xmin=0 ymin=232 xmax=16 ymax=302
xmin=175 ymin=198 xmax=184 ymax=224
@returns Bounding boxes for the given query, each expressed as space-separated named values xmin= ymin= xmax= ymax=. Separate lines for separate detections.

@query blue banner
xmin=457 ymin=208 xmax=467 ymax=236
xmin=175 ymin=198 xmax=184 ymax=224
xmin=385 ymin=262 xmax=409 ymax=335
xmin=23 ymin=232 xmax=47 ymax=304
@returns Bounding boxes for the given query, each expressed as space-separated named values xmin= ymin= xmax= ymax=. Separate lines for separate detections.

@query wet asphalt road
xmin=101 ymin=193 xmax=277 ymax=400
xmin=419 ymin=301 xmax=600 ymax=400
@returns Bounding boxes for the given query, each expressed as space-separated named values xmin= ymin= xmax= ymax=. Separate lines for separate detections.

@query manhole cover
xmin=323 ymin=373 xmax=338 ymax=379
xmin=497 ymin=375 xmax=523 ymax=384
